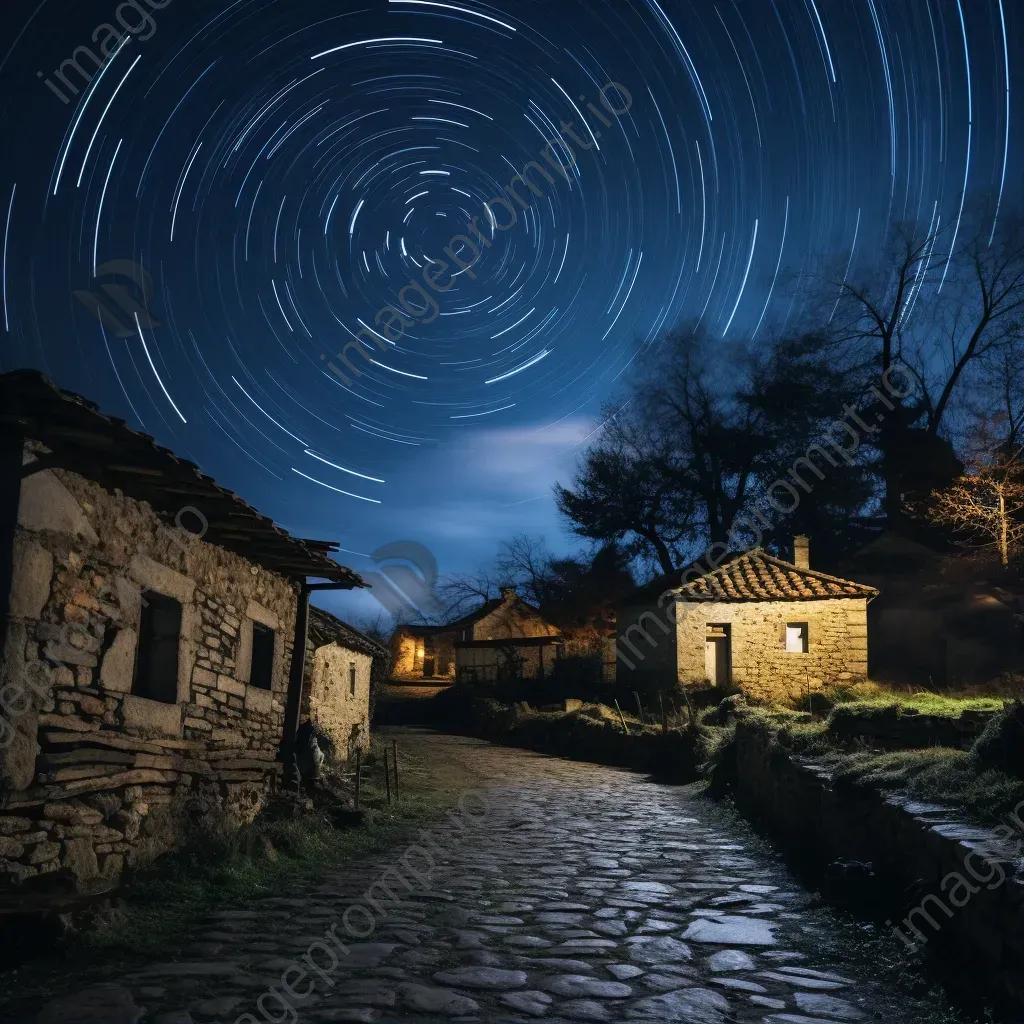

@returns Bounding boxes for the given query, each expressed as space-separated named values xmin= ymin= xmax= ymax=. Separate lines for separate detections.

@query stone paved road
xmin=66 ymin=731 xmax=965 ymax=1024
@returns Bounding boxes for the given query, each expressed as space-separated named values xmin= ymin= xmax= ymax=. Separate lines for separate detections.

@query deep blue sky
xmin=1 ymin=0 xmax=1021 ymax=622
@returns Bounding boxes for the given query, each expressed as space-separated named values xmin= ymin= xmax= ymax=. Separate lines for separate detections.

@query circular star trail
xmin=0 ymin=0 xmax=1021 ymax=531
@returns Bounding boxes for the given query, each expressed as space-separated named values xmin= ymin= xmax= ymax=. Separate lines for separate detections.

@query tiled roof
xmin=1 ymin=370 xmax=363 ymax=587
xmin=308 ymin=606 xmax=389 ymax=660
xmin=630 ymin=549 xmax=878 ymax=603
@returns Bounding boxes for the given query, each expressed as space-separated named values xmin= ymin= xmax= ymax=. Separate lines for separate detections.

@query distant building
xmin=302 ymin=606 xmax=388 ymax=760
xmin=840 ymin=531 xmax=1022 ymax=686
xmin=0 ymin=371 xmax=363 ymax=891
xmin=616 ymin=536 xmax=878 ymax=703
xmin=390 ymin=586 xmax=562 ymax=685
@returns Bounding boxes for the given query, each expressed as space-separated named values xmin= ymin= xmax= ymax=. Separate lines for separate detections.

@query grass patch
xmin=830 ymin=747 xmax=1024 ymax=822
xmin=826 ymin=693 xmax=1003 ymax=723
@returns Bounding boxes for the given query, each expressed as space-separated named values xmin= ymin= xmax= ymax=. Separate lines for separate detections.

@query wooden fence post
xmin=392 ymin=739 xmax=400 ymax=801
xmin=384 ymin=747 xmax=392 ymax=805
xmin=354 ymin=748 xmax=361 ymax=810
xmin=613 ymin=699 xmax=630 ymax=735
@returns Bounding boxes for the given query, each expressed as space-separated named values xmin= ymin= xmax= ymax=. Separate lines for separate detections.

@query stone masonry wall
xmin=301 ymin=643 xmax=371 ymax=760
xmin=734 ymin=717 xmax=1024 ymax=1013
xmin=675 ymin=597 xmax=870 ymax=703
xmin=0 ymin=457 xmax=297 ymax=890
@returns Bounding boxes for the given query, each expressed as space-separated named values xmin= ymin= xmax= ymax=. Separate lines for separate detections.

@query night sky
xmin=0 ymin=0 xmax=1020 ymax=621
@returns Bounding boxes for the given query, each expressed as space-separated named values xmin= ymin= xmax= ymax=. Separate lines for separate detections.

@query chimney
xmin=500 ymin=586 xmax=517 ymax=600
xmin=793 ymin=535 xmax=810 ymax=569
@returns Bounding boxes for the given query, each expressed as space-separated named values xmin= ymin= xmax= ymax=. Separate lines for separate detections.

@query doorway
xmin=705 ymin=624 xmax=731 ymax=686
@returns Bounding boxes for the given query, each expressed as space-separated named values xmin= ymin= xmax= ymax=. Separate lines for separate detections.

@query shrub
xmin=971 ymin=701 xmax=1024 ymax=779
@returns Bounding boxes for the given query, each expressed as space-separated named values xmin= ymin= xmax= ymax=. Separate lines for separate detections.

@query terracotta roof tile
xmin=676 ymin=549 xmax=878 ymax=602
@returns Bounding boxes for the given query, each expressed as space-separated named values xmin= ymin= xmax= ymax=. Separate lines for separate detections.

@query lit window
xmin=785 ymin=622 xmax=809 ymax=653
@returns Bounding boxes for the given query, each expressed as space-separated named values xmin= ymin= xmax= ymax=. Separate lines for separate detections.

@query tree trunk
xmin=999 ymin=487 xmax=1009 ymax=566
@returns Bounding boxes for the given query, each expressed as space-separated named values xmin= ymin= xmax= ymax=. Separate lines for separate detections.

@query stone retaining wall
xmin=733 ymin=717 xmax=1024 ymax=1015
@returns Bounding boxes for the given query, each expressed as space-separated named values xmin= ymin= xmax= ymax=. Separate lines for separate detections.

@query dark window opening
xmin=132 ymin=591 xmax=182 ymax=704
xmin=250 ymin=623 xmax=275 ymax=690
xmin=349 ymin=662 xmax=357 ymax=696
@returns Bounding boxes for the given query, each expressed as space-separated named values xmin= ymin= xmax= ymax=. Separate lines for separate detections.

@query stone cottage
xmin=390 ymin=586 xmax=561 ymax=684
xmin=302 ymin=606 xmax=389 ymax=761
xmin=616 ymin=537 xmax=878 ymax=703
xmin=0 ymin=370 xmax=364 ymax=893
xmin=839 ymin=531 xmax=1022 ymax=686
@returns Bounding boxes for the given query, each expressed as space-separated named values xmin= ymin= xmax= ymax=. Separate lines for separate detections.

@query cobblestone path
xmin=44 ymin=731 xmax=964 ymax=1024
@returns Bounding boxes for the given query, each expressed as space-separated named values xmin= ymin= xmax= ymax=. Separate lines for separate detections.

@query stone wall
xmin=674 ymin=598 xmax=869 ymax=703
xmin=734 ymin=718 xmax=1024 ymax=1014
xmin=0 ymin=460 xmax=298 ymax=890
xmin=301 ymin=643 xmax=371 ymax=760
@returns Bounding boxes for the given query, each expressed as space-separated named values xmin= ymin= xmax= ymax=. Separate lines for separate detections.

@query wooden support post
xmin=633 ymin=690 xmax=645 ymax=726
xmin=354 ymin=748 xmax=361 ymax=809
xmin=383 ymin=746 xmax=392 ymax=805
xmin=280 ymin=583 xmax=310 ymax=763
xmin=613 ymin=698 xmax=629 ymax=735
xmin=392 ymin=739 xmax=399 ymax=801
xmin=659 ymin=692 xmax=668 ymax=734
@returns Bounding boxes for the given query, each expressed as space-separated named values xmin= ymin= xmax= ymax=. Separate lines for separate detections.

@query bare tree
xmin=833 ymin=206 xmax=1024 ymax=523
xmin=925 ymin=467 xmax=1024 ymax=566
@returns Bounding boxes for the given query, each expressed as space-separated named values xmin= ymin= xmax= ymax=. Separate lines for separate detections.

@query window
xmin=786 ymin=622 xmax=809 ymax=653
xmin=250 ymin=622 xmax=275 ymax=690
xmin=349 ymin=661 xmax=357 ymax=696
xmin=132 ymin=591 xmax=182 ymax=703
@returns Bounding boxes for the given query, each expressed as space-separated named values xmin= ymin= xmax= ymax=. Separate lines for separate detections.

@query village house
xmin=616 ymin=536 xmax=878 ymax=703
xmin=302 ymin=606 xmax=388 ymax=761
xmin=839 ymin=531 xmax=1022 ymax=687
xmin=0 ymin=370 xmax=367 ymax=893
xmin=391 ymin=586 xmax=562 ymax=685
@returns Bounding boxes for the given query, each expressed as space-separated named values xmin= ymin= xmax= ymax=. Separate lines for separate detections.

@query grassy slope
xmin=733 ymin=690 xmax=1024 ymax=824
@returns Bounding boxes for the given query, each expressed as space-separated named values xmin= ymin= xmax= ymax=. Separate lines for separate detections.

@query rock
xmin=607 ymin=964 xmax=645 ymax=980
xmin=682 ymin=916 xmax=776 ymax=946
xmin=628 ymin=986 xmax=730 ymax=1021
xmin=794 ymin=991 xmax=866 ymax=1019
xmin=541 ymin=975 xmax=633 ymax=998
xmin=432 ymin=966 xmax=527 ymax=989
xmin=36 ymin=984 xmax=144 ymax=1024
xmin=707 ymin=949 xmax=756 ymax=972
xmin=501 ymin=990 xmax=553 ymax=1016
xmin=710 ymin=976 xmax=767 ymax=993
xmin=399 ymin=984 xmax=479 ymax=1014
xmin=61 ymin=838 xmax=99 ymax=882
xmin=626 ymin=936 xmax=693 ymax=964
xmin=560 ymin=998 xmax=611 ymax=1019
xmin=760 ymin=971 xmax=849 ymax=991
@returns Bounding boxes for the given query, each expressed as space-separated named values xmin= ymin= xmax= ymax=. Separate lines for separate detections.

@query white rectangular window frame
xmin=785 ymin=622 xmax=809 ymax=653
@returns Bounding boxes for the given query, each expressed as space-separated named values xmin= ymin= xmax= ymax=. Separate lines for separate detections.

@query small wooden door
xmin=705 ymin=630 xmax=731 ymax=685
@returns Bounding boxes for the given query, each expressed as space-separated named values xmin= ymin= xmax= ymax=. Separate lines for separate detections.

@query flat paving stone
xmin=541 ymin=975 xmax=633 ymax=998
xmin=707 ymin=948 xmax=757 ymax=972
xmin=626 ymin=936 xmax=693 ymax=964
xmin=433 ymin=966 xmax=528 ymax=989
xmin=23 ymin=732 xmax=974 ymax=1024
xmin=683 ymin=915 xmax=776 ymax=945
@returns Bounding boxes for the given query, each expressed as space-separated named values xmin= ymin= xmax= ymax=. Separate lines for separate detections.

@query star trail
xmin=0 ymin=0 xmax=1021 ymax=610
